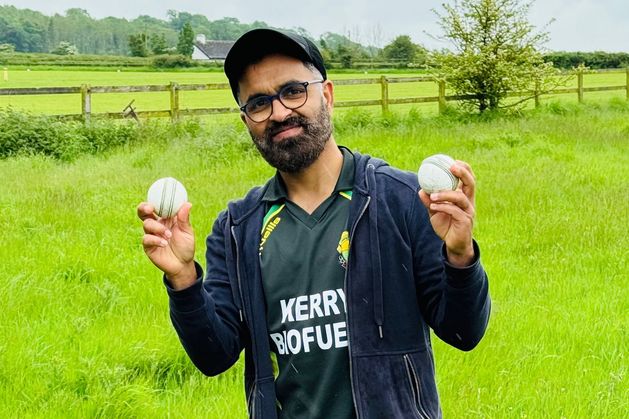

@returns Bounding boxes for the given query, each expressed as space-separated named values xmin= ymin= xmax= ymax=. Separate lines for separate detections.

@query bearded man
xmin=138 ymin=28 xmax=490 ymax=419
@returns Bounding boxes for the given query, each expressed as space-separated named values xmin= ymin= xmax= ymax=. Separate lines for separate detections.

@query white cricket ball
xmin=147 ymin=177 xmax=188 ymax=218
xmin=417 ymin=154 xmax=460 ymax=194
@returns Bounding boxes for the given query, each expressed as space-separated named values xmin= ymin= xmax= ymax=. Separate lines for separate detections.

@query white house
xmin=192 ymin=34 xmax=235 ymax=62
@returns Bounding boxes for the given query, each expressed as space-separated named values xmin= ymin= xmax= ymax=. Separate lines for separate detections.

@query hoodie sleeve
xmin=409 ymin=192 xmax=491 ymax=351
xmin=165 ymin=211 xmax=247 ymax=375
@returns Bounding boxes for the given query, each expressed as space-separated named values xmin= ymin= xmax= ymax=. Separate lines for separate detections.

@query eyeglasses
xmin=240 ymin=80 xmax=324 ymax=123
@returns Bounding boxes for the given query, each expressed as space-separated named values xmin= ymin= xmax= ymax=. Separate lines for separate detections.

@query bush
xmin=51 ymin=42 xmax=78 ymax=56
xmin=0 ymin=43 xmax=15 ymax=53
xmin=0 ymin=52 xmax=151 ymax=67
xmin=544 ymin=51 xmax=629 ymax=69
xmin=0 ymin=109 xmax=143 ymax=161
xmin=0 ymin=109 xmax=210 ymax=161
xmin=151 ymin=54 xmax=194 ymax=69
xmin=0 ymin=109 xmax=85 ymax=160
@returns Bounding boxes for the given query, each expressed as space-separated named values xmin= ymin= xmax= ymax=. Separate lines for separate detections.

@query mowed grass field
xmin=1 ymin=68 xmax=627 ymax=117
xmin=1 ymin=93 xmax=628 ymax=418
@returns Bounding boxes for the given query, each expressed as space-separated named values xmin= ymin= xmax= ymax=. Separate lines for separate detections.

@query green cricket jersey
xmin=259 ymin=147 xmax=356 ymax=419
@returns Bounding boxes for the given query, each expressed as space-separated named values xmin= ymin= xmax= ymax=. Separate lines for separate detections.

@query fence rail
xmin=1 ymin=68 xmax=627 ymax=122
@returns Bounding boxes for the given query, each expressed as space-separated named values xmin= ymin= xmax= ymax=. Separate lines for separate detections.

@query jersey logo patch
xmin=337 ymin=230 xmax=350 ymax=269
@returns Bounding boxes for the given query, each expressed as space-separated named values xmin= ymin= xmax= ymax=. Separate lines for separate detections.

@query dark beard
xmin=249 ymin=101 xmax=332 ymax=173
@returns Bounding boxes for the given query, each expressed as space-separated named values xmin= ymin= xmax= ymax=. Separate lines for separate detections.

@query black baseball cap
xmin=224 ymin=28 xmax=327 ymax=103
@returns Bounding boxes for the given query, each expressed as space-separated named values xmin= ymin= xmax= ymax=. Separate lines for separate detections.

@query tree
xmin=0 ymin=43 xmax=15 ymax=53
xmin=336 ymin=45 xmax=354 ymax=68
xmin=432 ymin=0 xmax=560 ymax=112
xmin=208 ymin=17 xmax=246 ymax=40
xmin=150 ymin=33 xmax=168 ymax=55
xmin=382 ymin=35 xmax=426 ymax=66
xmin=128 ymin=33 xmax=148 ymax=57
xmin=46 ymin=18 xmax=56 ymax=51
xmin=167 ymin=10 xmax=193 ymax=31
xmin=319 ymin=32 xmax=369 ymax=68
xmin=177 ymin=22 xmax=194 ymax=57
xmin=51 ymin=41 xmax=78 ymax=55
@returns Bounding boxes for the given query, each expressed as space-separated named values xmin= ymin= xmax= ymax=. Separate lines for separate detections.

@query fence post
xmin=81 ymin=84 xmax=91 ymax=123
xmin=169 ymin=82 xmax=180 ymax=122
xmin=380 ymin=76 xmax=389 ymax=114
xmin=577 ymin=69 xmax=584 ymax=103
xmin=438 ymin=80 xmax=446 ymax=114
xmin=626 ymin=67 xmax=629 ymax=101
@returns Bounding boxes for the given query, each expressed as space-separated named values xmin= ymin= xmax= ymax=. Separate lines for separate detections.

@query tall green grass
xmin=0 ymin=100 xmax=627 ymax=417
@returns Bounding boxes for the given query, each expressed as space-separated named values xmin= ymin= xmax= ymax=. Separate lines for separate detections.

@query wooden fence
xmin=1 ymin=68 xmax=627 ymax=122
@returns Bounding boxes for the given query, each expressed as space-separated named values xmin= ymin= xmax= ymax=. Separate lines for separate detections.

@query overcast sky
xmin=2 ymin=0 xmax=628 ymax=52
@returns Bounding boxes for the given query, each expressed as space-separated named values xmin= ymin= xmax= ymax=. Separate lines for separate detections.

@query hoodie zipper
xmin=345 ymin=195 xmax=371 ymax=419
xmin=403 ymin=354 xmax=430 ymax=419
xmin=231 ymin=226 xmax=246 ymax=323
xmin=231 ymin=225 xmax=255 ymax=417
xmin=246 ymin=382 xmax=257 ymax=418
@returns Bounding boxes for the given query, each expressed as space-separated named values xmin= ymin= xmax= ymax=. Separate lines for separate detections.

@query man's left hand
xmin=418 ymin=160 xmax=476 ymax=267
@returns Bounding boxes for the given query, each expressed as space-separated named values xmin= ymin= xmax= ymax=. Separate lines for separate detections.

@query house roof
xmin=194 ymin=40 xmax=235 ymax=60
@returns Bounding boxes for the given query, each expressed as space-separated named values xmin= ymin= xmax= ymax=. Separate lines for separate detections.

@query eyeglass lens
xmin=245 ymin=82 xmax=309 ymax=122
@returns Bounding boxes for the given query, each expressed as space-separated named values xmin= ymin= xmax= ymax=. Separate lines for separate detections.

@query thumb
xmin=176 ymin=202 xmax=193 ymax=231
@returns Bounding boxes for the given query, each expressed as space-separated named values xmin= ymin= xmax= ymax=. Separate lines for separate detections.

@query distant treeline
xmin=0 ymin=6 xmax=271 ymax=55
xmin=1 ymin=5 xmax=627 ymax=70
xmin=544 ymin=51 xmax=629 ymax=69
xmin=0 ymin=5 xmax=370 ymax=59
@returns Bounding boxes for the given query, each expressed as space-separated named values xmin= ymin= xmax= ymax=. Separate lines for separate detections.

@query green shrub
xmin=0 ymin=109 xmax=208 ymax=161
xmin=151 ymin=55 xmax=194 ymax=69
xmin=0 ymin=52 xmax=151 ymax=67
xmin=0 ymin=110 xmax=133 ymax=160
xmin=0 ymin=109 xmax=88 ymax=160
xmin=543 ymin=100 xmax=582 ymax=116
xmin=335 ymin=108 xmax=375 ymax=132
xmin=78 ymin=120 xmax=140 ymax=153
xmin=607 ymin=97 xmax=629 ymax=112
xmin=544 ymin=51 xmax=629 ymax=69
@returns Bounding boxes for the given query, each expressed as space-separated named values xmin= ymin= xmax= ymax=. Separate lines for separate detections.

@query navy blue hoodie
xmin=165 ymin=150 xmax=491 ymax=418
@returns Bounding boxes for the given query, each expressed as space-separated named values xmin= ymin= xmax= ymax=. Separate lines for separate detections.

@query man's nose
xmin=268 ymin=98 xmax=292 ymax=122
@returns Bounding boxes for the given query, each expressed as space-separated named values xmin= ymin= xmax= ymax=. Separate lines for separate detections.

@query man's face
xmin=237 ymin=54 xmax=334 ymax=173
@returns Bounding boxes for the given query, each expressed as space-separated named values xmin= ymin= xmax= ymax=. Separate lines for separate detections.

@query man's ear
xmin=322 ymin=80 xmax=334 ymax=112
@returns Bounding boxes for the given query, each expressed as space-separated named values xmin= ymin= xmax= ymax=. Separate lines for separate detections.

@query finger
xmin=418 ymin=190 xmax=433 ymax=211
xmin=430 ymin=191 xmax=474 ymax=214
xmin=454 ymin=160 xmax=475 ymax=179
xmin=137 ymin=202 xmax=158 ymax=221
xmin=429 ymin=201 xmax=473 ymax=223
xmin=176 ymin=202 xmax=192 ymax=230
xmin=143 ymin=218 xmax=173 ymax=239
xmin=142 ymin=234 xmax=169 ymax=248
xmin=450 ymin=161 xmax=476 ymax=203
xmin=450 ymin=162 xmax=475 ymax=189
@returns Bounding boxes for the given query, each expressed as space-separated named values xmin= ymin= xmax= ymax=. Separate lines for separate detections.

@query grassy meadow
xmin=0 ymin=93 xmax=628 ymax=418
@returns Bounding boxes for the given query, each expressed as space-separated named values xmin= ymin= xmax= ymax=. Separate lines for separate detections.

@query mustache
xmin=266 ymin=116 xmax=309 ymax=138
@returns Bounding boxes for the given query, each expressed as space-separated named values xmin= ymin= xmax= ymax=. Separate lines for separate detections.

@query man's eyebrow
xmin=243 ymin=79 xmax=302 ymax=104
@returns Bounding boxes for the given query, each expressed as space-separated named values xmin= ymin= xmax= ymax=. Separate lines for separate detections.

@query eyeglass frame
xmin=239 ymin=79 xmax=325 ymax=122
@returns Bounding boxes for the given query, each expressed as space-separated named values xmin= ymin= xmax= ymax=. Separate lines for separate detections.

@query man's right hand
xmin=137 ymin=201 xmax=197 ymax=290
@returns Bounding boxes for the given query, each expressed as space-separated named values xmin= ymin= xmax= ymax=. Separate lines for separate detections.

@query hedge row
xmin=0 ymin=108 xmax=201 ymax=161
xmin=0 ymin=52 xmax=154 ymax=67
xmin=543 ymin=51 xmax=629 ymax=69
xmin=0 ymin=52 xmax=229 ymax=69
